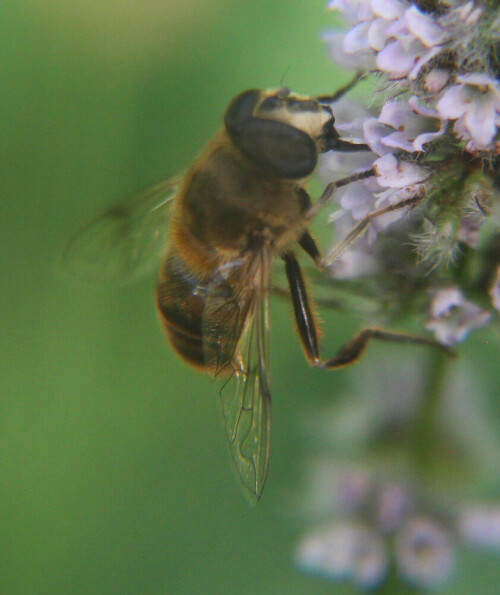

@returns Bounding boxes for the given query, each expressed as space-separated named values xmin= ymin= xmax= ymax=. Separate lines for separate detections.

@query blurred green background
xmin=1 ymin=1 xmax=500 ymax=594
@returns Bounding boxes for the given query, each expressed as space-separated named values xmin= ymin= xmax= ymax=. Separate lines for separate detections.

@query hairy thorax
xmin=171 ymin=130 xmax=309 ymax=275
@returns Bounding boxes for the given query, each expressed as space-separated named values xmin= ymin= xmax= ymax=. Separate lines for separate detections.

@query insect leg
xmin=320 ymin=328 xmax=454 ymax=370
xmin=323 ymin=192 xmax=426 ymax=267
xmin=316 ymin=72 xmax=364 ymax=104
xmin=283 ymin=253 xmax=453 ymax=370
xmin=298 ymin=230 xmax=322 ymax=267
xmin=330 ymin=139 xmax=372 ymax=152
xmin=283 ymin=253 xmax=320 ymax=365
xmin=306 ymin=168 xmax=375 ymax=220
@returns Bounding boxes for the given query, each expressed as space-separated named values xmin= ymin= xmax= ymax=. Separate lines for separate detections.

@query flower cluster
xmin=296 ymin=467 xmax=500 ymax=590
xmin=327 ymin=0 xmax=500 ymax=151
xmin=294 ymin=4 xmax=500 ymax=591
xmin=320 ymin=0 xmax=500 ymax=345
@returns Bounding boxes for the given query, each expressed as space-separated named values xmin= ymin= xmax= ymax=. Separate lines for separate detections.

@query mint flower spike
xmin=297 ymin=2 xmax=500 ymax=591
xmin=322 ymin=0 xmax=500 ymax=278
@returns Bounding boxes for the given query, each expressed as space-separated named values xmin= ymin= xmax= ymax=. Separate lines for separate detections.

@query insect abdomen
xmin=156 ymin=249 xmax=208 ymax=370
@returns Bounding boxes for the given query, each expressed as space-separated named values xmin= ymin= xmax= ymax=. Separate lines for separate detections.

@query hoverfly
xmin=64 ymin=83 xmax=446 ymax=501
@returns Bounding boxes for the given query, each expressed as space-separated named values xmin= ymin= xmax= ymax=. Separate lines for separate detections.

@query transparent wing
xmin=203 ymin=250 xmax=272 ymax=502
xmin=62 ymin=176 xmax=181 ymax=285
xmin=202 ymin=258 xmax=251 ymax=376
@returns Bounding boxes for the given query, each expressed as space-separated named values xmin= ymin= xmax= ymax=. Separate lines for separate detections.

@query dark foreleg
xmin=283 ymin=252 xmax=454 ymax=370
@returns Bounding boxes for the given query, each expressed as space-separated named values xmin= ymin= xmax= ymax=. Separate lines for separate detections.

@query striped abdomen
xmin=156 ymin=248 xmax=210 ymax=370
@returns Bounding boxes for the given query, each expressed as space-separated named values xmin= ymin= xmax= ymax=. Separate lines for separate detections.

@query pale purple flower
xmin=318 ymin=97 xmax=428 ymax=238
xmin=323 ymin=30 xmax=376 ymax=72
xmin=371 ymin=0 xmax=404 ymax=20
xmin=382 ymin=99 xmax=446 ymax=151
xmin=317 ymin=96 xmax=424 ymax=244
xmin=458 ymin=506 xmax=500 ymax=551
xmin=334 ymin=170 xmax=425 ymax=241
xmin=363 ymin=97 xmax=446 ymax=154
xmin=299 ymin=1 xmax=500 ymax=589
xmin=327 ymin=0 xmax=497 ymax=148
xmin=328 ymin=0 xmax=373 ymax=24
xmin=426 ymin=288 xmax=492 ymax=345
xmin=296 ymin=523 xmax=389 ymax=589
xmin=323 ymin=150 xmax=428 ymax=256
xmin=404 ymin=5 xmax=448 ymax=48
xmin=297 ymin=463 xmax=500 ymax=590
xmin=336 ymin=468 xmax=372 ymax=514
xmin=338 ymin=179 xmax=378 ymax=219
xmin=376 ymin=482 xmax=413 ymax=534
xmin=330 ymin=1 xmax=447 ymax=80
xmin=343 ymin=21 xmax=372 ymax=53
xmin=296 ymin=470 xmax=460 ymax=590
xmin=373 ymin=154 xmax=428 ymax=188
xmin=376 ymin=39 xmax=440 ymax=80
xmin=395 ymin=517 xmax=456 ymax=590
xmin=297 ymin=524 xmax=355 ymax=581
xmin=362 ymin=117 xmax=394 ymax=156
xmin=322 ymin=0 xmax=500 ymax=327
xmin=436 ymin=73 xmax=500 ymax=149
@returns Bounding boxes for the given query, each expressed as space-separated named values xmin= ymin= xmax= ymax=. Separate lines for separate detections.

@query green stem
xmin=376 ymin=565 xmax=419 ymax=595
xmin=409 ymin=350 xmax=450 ymax=474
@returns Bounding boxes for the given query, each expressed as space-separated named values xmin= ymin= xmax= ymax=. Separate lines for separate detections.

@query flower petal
xmin=428 ymin=287 xmax=463 ymax=318
xmin=459 ymin=506 xmax=500 ymax=551
xmin=426 ymin=288 xmax=492 ymax=345
xmin=370 ymin=0 xmax=405 ymax=19
xmin=378 ymin=101 xmax=414 ymax=129
xmin=340 ymin=182 xmax=376 ymax=219
xmin=374 ymin=154 xmax=428 ymax=188
xmin=395 ymin=518 xmax=456 ymax=590
xmin=464 ymin=97 xmax=497 ymax=147
xmin=412 ymin=127 xmax=446 ymax=151
xmin=408 ymin=46 xmax=441 ymax=80
xmin=344 ymin=21 xmax=372 ymax=53
xmin=381 ymin=131 xmax=415 ymax=152
xmin=424 ymin=69 xmax=449 ymax=93
xmin=457 ymin=72 xmax=496 ymax=87
xmin=408 ymin=95 xmax=441 ymax=119
xmin=376 ymin=40 xmax=418 ymax=78
xmin=405 ymin=5 xmax=447 ymax=47
xmin=436 ymin=85 xmax=469 ymax=119
xmin=367 ymin=18 xmax=393 ymax=51
xmin=324 ymin=30 xmax=376 ymax=71
xmin=363 ymin=117 xmax=394 ymax=156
